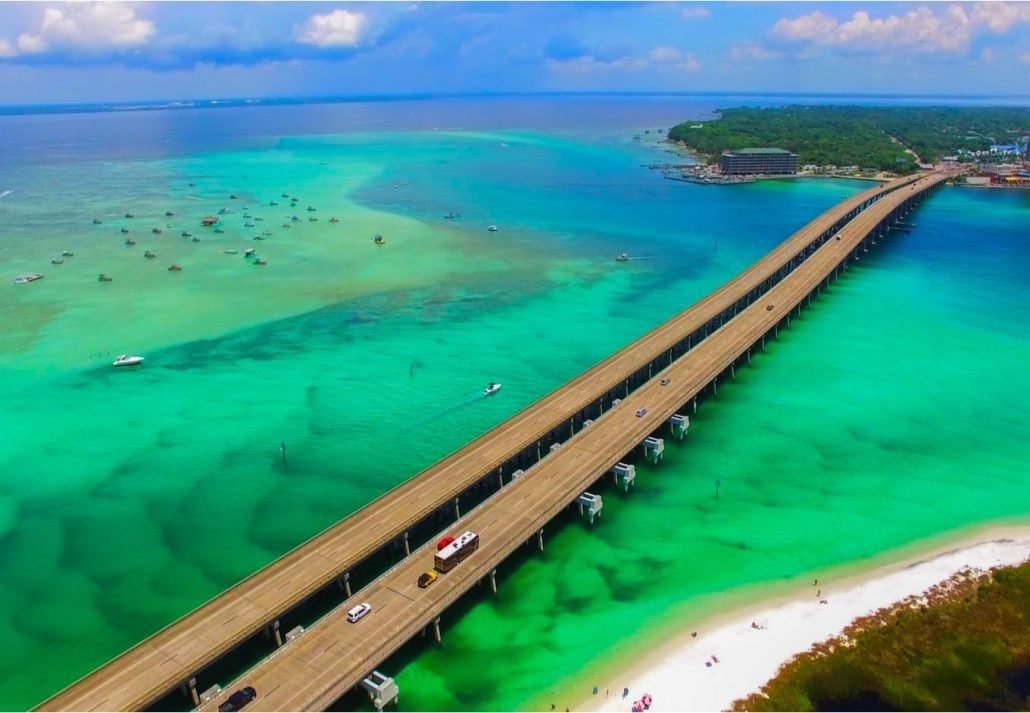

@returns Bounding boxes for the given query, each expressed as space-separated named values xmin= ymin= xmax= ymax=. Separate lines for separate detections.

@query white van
xmin=346 ymin=602 xmax=372 ymax=623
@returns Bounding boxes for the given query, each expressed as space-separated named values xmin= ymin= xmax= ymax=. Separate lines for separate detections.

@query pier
xmin=37 ymin=171 xmax=949 ymax=713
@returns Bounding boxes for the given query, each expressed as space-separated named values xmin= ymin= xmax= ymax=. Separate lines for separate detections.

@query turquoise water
xmin=0 ymin=100 xmax=1027 ymax=710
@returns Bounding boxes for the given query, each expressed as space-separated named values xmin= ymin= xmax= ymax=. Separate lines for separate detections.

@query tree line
xmin=668 ymin=106 xmax=1030 ymax=173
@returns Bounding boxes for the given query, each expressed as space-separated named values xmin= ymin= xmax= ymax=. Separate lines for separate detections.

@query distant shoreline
xmin=565 ymin=522 xmax=1030 ymax=713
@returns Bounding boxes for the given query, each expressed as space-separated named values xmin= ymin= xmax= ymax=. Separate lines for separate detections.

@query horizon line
xmin=2 ymin=90 xmax=1029 ymax=116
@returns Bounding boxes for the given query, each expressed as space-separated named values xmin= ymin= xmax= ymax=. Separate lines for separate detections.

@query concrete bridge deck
xmin=38 ymin=172 xmax=933 ymax=712
xmin=193 ymin=171 xmax=948 ymax=711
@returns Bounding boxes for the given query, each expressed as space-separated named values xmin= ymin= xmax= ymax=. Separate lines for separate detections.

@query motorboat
xmin=61 ymin=250 xmax=74 ymax=257
xmin=124 ymin=212 xmax=134 ymax=218
xmin=308 ymin=216 xmax=318 ymax=222
xmin=306 ymin=206 xmax=317 ymax=212
xmin=168 ymin=263 xmax=183 ymax=272
xmin=13 ymin=273 xmax=43 ymax=284
xmin=244 ymin=247 xmax=256 ymax=257
xmin=329 ymin=216 xmax=339 ymax=223
xmin=144 ymin=251 xmax=157 ymax=259
xmin=214 ymin=227 xmax=225 ymax=234
xmin=113 ymin=354 xmax=144 ymax=367
xmin=120 ymin=228 xmax=130 ymax=234
xmin=614 ymin=253 xmax=630 ymax=262
xmin=51 ymin=258 xmax=64 ymax=265
xmin=373 ymin=234 xmax=385 ymax=245
xmin=253 ymin=258 xmax=267 ymax=266
xmin=444 ymin=211 xmax=459 ymax=219
xmin=151 ymin=228 xmax=163 ymax=234
xmin=92 ymin=218 xmax=102 ymax=225
xmin=125 ymin=238 xmax=137 ymax=246
xmin=192 ymin=236 xmax=201 ymax=242
xmin=165 ymin=211 xmax=174 ymax=217
xmin=483 ymin=382 xmax=502 ymax=396
xmin=252 ymin=235 xmax=265 ymax=241
xmin=98 ymin=273 xmax=113 ymax=282
xmin=268 ymin=200 xmax=279 ymax=206
xmin=487 ymin=225 xmax=498 ymax=232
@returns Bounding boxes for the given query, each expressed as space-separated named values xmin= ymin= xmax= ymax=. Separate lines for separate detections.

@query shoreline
xmin=571 ymin=523 xmax=1030 ymax=713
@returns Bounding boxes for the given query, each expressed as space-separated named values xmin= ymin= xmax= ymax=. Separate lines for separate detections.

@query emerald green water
xmin=0 ymin=101 xmax=1026 ymax=710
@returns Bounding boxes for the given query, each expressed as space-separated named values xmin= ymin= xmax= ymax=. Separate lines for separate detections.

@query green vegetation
xmin=668 ymin=106 xmax=1030 ymax=172
xmin=734 ymin=561 xmax=1030 ymax=712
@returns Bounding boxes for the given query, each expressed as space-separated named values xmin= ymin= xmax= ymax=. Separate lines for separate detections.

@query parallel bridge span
xmin=38 ymin=171 xmax=944 ymax=712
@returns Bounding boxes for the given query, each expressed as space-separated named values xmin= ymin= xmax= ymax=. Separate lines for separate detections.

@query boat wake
xmin=428 ymin=390 xmax=494 ymax=420
xmin=0 ymin=190 xmax=12 ymax=199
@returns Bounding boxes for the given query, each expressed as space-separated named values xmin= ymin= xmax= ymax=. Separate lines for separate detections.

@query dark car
xmin=218 ymin=686 xmax=257 ymax=712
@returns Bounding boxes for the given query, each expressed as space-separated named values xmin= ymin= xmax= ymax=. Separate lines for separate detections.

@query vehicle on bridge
xmin=434 ymin=531 xmax=479 ymax=573
xmin=346 ymin=602 xmax=372 ymax=623
xmin=436 ymin=535 xmax=455 ymax=550
xmin=417 ymin=571 xmax=438 ymax=588
xmin=217 ymin=686 xmax=256 ymax=712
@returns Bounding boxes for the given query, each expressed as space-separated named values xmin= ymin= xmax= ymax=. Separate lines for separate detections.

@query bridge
xmin=38 ymin=171 xmax=950 ymax=712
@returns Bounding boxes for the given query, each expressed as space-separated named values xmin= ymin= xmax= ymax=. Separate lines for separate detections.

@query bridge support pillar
xmin=489 ymin=569 xmax=497 ymax=595
xmin=454 ymin=497 xmax=461 ymax=520
xmin=498 ymin=467 xmax=504 ymax=489
xmin=625 ymin=379 xmax=630 ymax=397
xmin=713 ymin=379 xmax=718 ymax=396
xmin=731 ymin=363 xmax=735 ymax=379
xmin=537 ymin=440 xmax=542 ymax=460
xmin=269 ymin=619 xmax=283 ymax=648
xmin=337 ymin=571 xmax=352 ymax=598
xmin=181 ymin=677 xmax=200 ymax=707
xmin=433 ymin=617 xmax=442 ymax=644
xmin=537 ymin=529 xmax=545 ymax=552
xmin=403 ymin=531 xmax=410 ymax=557
xmin=692 ymin=397 xmax=698 ymax=414
xmin=747 ymin=349 xmax=751 ymax=365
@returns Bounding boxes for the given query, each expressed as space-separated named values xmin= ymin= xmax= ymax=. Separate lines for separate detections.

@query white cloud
xmin=730 ymin=41 xmax=780 ymax=62
xmin=295 ymin=9 xmax=368 ymax=48
xmin=649 ymin=46 xmax=701 ymax=71
xmin=970 ymin=2 xmax=1030 ymax=32
xmin=0 ymin=2 xmax=155 ymax=58
xmin=41 ymin=3 xmax=155 ymax=48
xmin=772 ymin=2 xmax=1030 ymax=55
xmin=17 ymin=33 xmax=48 ymax=54
xmin=681 ymin=7 xmax=711 ymax=21
xmin=546 ymin=55 xmax=648 ymax=74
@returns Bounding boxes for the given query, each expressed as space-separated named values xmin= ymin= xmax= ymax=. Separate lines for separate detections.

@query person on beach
xmin=623 ymin=687 xmax=630 ymax=699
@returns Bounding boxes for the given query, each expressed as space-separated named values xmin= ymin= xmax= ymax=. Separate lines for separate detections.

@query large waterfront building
xmin=721 ymin=148 xmax=799 ymax=175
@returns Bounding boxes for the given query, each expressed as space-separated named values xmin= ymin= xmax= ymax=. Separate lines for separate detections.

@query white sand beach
xmin=577 ymin=527 xmax=1030 ymax=713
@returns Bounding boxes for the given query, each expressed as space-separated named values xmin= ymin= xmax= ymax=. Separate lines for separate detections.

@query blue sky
xmin=0 ymin=1 xmax=1028 ymax=104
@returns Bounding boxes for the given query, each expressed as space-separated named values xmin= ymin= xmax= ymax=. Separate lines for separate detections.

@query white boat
xmin=13 ymin=273 xmax=43 ymax=284
xmin=614 ymin=253 xmax=630 ymax=262
xmin=487 ymin=225 xmax=498 ymax=232
xmin=113 ymin=355 xmax=144 ymax=367
xmin=483 ymin=382 xmax=502 ymax=396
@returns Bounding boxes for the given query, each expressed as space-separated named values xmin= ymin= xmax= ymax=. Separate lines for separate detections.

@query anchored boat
xmin=113 ymin=355 xmax=144 ymax=367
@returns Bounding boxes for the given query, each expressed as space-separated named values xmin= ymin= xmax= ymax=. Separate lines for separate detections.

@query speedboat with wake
xmin=483 ymin=382 xmax=502 ymax=396
xmin=13 ymin=273 xmax=43 ymax=284
xmin=113 ymin=354 xmax=144 ymax=367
